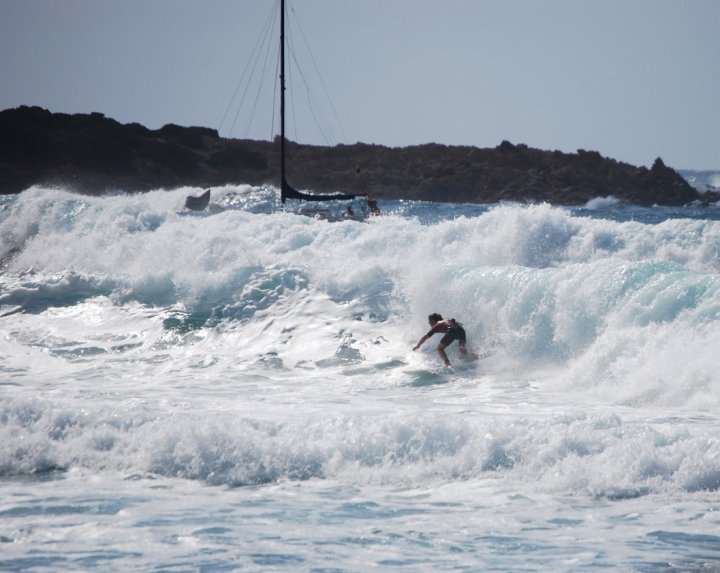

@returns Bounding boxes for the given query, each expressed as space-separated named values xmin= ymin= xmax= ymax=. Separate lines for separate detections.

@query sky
xmin=2 ymin=0 xmax=719 ymax=170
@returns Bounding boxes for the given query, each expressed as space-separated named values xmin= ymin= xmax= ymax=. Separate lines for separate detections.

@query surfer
xmin=412 ymin=313 xmax=476 ymax=366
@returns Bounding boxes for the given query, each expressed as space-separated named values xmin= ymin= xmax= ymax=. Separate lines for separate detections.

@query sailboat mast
xmin=276 ymin=0 xmax=359 ymax=208
xmin=280 ymin=0 xmax=287 ymax=204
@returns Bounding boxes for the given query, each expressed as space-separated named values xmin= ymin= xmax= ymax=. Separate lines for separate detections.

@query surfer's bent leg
xmin=436 ymin=342 xmax=451 ymax=366
xmin=448 ymin=325 xmax=477 ymax=360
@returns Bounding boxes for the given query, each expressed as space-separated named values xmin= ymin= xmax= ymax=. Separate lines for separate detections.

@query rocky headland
xmin=1 ymin=106 xmax=713 ymax=206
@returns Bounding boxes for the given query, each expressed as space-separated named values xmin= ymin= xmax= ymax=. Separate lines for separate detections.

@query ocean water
xmin=2 ymin=184 xmax=720 ymax=572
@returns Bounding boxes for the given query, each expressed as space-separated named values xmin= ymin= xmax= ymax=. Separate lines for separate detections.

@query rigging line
xmin=241 ymin=13 xmax=279 ymax=139
xmin=271 ymin=42 xmax=279 ymax=142
xmin=290 ymin=26 xmax=333 ymax=145
xmin=237 ymin=4 xmax=279 ymax=138
xmin=229 ymin=4 xmax=277 ymax=137
xmin=285 ymin=10 xmax=333 ymax=145
xmin=289 ymin=1 xmax=349 ymax=144
xmin=285 ymin=12 xmax=300 ymax=143
xmin=218 ymin=1 xmax=277 ymax=137
xmin=308 ymin=94 xmax=334 ymax=146
xmin=288 ymin=35 xmax=333 ymax=145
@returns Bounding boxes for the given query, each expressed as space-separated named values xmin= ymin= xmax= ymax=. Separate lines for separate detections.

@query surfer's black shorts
xmin=440 ymin=324 xmax=466 ymax=347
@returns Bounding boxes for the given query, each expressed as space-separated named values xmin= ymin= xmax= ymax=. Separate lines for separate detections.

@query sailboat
xmin=187 ymin=0 xmax=375 ymax=220
xmin=278 ymin=0 xmax=371 ymax=220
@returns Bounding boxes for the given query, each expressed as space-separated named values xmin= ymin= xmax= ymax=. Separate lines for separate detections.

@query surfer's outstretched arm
xmin=412 ymin=334 xmax=430 ymax=351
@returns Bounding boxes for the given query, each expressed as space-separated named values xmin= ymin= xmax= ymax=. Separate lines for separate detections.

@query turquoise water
xmin=1 ymin=185 xmax=720 ymax=571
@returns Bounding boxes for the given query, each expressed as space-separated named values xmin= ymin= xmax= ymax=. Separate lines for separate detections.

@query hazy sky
xmin=2 ymin=0 xmax=718 ymax=169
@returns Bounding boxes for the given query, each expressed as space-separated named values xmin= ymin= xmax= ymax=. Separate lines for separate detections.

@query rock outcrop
xmin=0 ymin=106 xmax=708 ymax=206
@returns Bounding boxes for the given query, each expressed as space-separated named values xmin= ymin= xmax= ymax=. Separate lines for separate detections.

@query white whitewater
xmin=1 ymin=185 xmax=720 ymax=571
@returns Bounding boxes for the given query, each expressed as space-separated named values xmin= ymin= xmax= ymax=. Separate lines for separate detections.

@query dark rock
xmin=185 ymin=188 xmax=211 ymax=211
xmin=0 ymin=106 xmax=701 ymax=206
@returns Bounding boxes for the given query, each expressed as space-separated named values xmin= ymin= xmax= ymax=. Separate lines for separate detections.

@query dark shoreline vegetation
xmin=2 ymin=106 xmax=716 ymax=206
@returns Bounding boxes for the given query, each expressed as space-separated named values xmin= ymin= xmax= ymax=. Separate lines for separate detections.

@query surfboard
xmin=403 ymin=359 xmax=480 ymax=385
xmin=403 ymin=368 xmax=449 ymax=386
